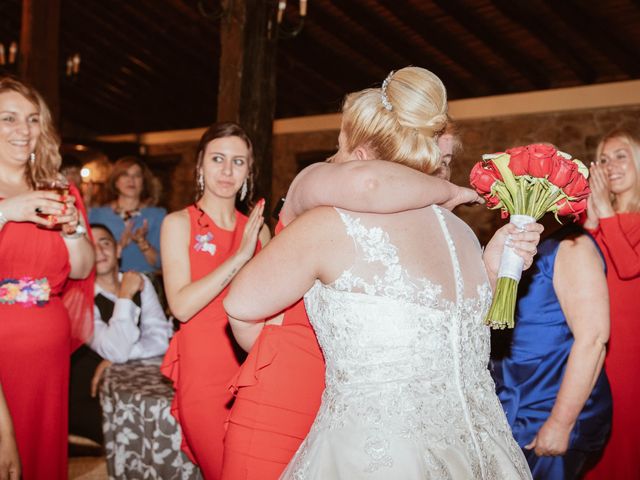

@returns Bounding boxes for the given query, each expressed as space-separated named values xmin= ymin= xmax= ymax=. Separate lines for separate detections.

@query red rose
xmin=556 ymin=198 xmax=587 ymax=217
xmin=487 ymin=160 xmax=504 ymax=180
xmin=527 ymin=144 xmax=557 ymax=158
xmin=547 ymin=155 xmax=578 ymax=188
xmin=564 ymin=174 xmax=590 ymax=199
xmin=572 ymin=198 xmax=588 ymax=215
xmin=470 ymin=162 xmax=499 ymax=194
xmin=505 ymin=146 xmax=529 ymax=176
xmin=527 ymin=144 xmax=557 ymax=178
xmin=485 ymin=194 xmax=500 ymax=208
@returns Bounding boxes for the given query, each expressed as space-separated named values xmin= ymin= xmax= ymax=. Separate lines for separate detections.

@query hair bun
xmin=417 ymin=113 xmax=448 ymax=138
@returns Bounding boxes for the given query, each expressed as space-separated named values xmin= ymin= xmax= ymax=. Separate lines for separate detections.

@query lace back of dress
xmin=331 ymin=206 xmax=487 ymax=309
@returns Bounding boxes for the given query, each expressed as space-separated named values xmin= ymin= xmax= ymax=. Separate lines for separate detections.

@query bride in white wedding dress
xmin=225 ymin=67 xmax=537 ymax=479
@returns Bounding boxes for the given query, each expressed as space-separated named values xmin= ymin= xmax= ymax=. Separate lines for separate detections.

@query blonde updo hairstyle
xmin=341 ymin=67 xmax=448 ymax=175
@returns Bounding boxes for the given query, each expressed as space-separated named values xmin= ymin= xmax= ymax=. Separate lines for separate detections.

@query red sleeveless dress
xmin=0 ymin=184 xmax=93 ymax=480
xmin=584 ymin=213 xmax=640 ymax=479
xmin=221 ymin=220 xmax=326 ymax=480
xmin=161 ymin=205 xmax=257 ymax=479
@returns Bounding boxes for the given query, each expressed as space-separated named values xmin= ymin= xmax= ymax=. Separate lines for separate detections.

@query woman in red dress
xmin=160 ymin=122 xmax=269 ymax=479
xmin=0 ymin=77 xmax=94 ymax=480
xmin=584 ymin=130 xmax=640 ymax=479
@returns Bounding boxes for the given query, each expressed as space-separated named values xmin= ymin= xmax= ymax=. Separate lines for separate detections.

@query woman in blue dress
xmin=492 ymin=224 xmax=612 ymax=479
xmin=89 ymin=156 xmax=166 ymax=274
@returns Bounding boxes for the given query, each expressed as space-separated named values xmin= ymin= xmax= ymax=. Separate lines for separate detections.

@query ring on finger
xmin=35 ymin=206 xmax=42 ymax=214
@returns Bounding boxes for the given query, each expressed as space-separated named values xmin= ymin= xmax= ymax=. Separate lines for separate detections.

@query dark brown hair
xmin=195 ymin=122 xmax=256 ymax=208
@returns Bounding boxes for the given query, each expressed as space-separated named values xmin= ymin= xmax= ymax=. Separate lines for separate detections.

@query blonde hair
xmin=341 ymin=67 xmax=448 ymax=174
xmin=595 ymin=129 xmax=640 ymax=212
xmin=0 ymin=76 xmax=61 ymax=187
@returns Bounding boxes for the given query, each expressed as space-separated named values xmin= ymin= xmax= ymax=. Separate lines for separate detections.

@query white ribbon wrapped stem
xmin=497 ymin=214 xmax=536 ymax=282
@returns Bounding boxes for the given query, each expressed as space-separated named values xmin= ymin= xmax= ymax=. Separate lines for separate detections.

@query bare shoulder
xmin=293 ymin=206 xmax=342 ymax=229
xmin=558 ymin=233 xmax=599 ymax=257
xmin=557 ymin=233 xmax=603 ymax=270
xmin=277 ymin=206 xmax=344 ymax=247
xmin=161 ymin=208 xmax=190 ymax=242
xmin=163 ymin=209 xmax=189 ymax=229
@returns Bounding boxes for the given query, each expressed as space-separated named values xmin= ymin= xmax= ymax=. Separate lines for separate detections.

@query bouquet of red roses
xmin=469 ymin=143 xmax=590 ymax=329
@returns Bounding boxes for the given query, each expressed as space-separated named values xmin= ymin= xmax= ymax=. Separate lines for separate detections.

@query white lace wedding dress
xmin=280 ymin=206 xmax=531 ymax=479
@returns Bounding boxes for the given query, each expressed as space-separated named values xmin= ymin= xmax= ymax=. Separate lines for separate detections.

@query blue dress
xmin=492 ymin=226 xmax=612 ymax=480
xmin=89 ymin=206 xmax=166 ymax=273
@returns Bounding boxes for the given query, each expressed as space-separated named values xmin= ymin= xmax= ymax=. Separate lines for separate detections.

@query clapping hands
xmin=120 ymin=219 xmax=150 ymax=250
xmin=585 ymin=163 xmax=615 ymax=230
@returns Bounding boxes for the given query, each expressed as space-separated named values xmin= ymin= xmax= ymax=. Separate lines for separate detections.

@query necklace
xmin=114 ymin=203 xmax=142 ymax=221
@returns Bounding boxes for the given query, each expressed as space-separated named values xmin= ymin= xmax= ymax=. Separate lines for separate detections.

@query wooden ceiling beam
xmin=64 ymin=0 xmax=210 ymax=102
xmin=61 ymin=2 xmax=203 ymax=128
xmin=432 ymin=0 xmax=550 ymax=90
xmin=278 ymin=45 xmax=353 ymax=99
xmin=85 ymin=1 xmax=213 ymax=86
xmin=126 ymin=0 xmax=220 ymax=73
xmin=275 ymin=64 xmax=338 ymax=117
xmin=306 ymin=2 xmax=414 ymax=75
xmin=543 ymin=0 xmax=640 ymax=77
xmin=326 ymin=0 xmax=472 ymax=98
xmin=280 ymin=30 xmax=380 ymax=96
xmin=491 ymin=0 xmax=596 ymax=84
xmin=372 ymin=0 xmax=509 ymax=95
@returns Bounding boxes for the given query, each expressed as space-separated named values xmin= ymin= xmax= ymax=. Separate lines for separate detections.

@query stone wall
xmin=156 ymin=104 xmax=639 ymax=240
xmin=270 ymin=105 xmax=640 ymax=243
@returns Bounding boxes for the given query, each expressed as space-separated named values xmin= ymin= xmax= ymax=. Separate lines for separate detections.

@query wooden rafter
xmin=491 ymin=0 xmax=596 ymax=84
xmin=543 ymin=0 xmax=640 ymax=77
xmin=374 ymin=0 xmax=510 ymax=95
xmin=432 ymin=0 xmax=550 ymax=90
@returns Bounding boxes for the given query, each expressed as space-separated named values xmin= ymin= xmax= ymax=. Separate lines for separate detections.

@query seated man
xmin=69 ymin=223 xmax=172 ymax=445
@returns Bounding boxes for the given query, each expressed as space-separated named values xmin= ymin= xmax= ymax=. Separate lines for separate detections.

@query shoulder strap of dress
xmin=433 ymin=206 xmax=464 ymax=303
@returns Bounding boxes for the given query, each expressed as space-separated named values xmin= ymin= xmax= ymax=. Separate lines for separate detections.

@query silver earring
xmin=197 ymin=170 xmax=204 ymax=196
xmin=29 ymin=152 xmax=36 ymax=164
xmin=239 ymin=178 xmax=248 ymax=201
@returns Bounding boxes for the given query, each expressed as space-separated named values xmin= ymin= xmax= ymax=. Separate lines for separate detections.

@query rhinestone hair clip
xmin=381 ymin=70 xmax=395 ymax=111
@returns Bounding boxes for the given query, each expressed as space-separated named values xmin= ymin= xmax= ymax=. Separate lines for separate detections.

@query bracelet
xmin=61 ymin=224 xmax=87 ymax=239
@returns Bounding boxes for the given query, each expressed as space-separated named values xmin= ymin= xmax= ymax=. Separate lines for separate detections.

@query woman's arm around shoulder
xmin=280 ymin=161 xmax=480 ymax=226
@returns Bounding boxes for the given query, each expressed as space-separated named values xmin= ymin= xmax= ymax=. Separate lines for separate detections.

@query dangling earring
xmin=239 ymin=178 xmax=248 ymax=201
xmin=197 ymin=170 xmax=204 ymax=197
xmin=29 ymin=152 xmax=36 ymax=165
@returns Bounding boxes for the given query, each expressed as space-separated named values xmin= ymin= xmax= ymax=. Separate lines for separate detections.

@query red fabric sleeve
xmin=595 ymin=213 xmax=640 ymax=280
xmin=62 ymin=183 xmax=95 ymax=352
